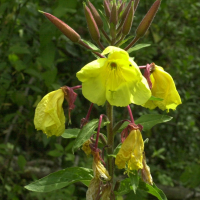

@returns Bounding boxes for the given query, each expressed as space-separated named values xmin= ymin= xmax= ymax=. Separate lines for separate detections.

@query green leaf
xmin=139 ymin=181 xmax=168 ymax=200
xmin=48 ymin=149 xmax=63 ymax=157
xmin=115 ymin=178 xmax=132 ymax=196
xmin=149 ymin=96 xmax=164 ymax=101
xmin=119 ymin=35 xmax=134 ymax=46
xmin=24 ymin=167 xmax=93 ymax=192
xmin=115 ymin=178 xmax=167 ymax=200
xmin=18 ymin=155 xmax=27 ymax=170
xmin=118 ymin=114 xmax=173 ymax=132
xmin=135 ymin=114 xmax=173 ymax=131
xmin=127 ymin=44 xmax=151 ymax=53
xmin=130 ymin=172 xmax=139 ymax=193
xmin=81 ymin=39 xmax=101 ymax=52
xmin=61 ymin=129 xmax=80 ymax=139
xmin=72 ymin=119 xmax=110 ymax=153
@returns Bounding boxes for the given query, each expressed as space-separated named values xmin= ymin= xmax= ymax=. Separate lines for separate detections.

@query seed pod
xmin=40 ymin=11 xmax=80 ymax=43
xmin=84 ymin=3 xmax=100 ymax=42
xmin=136 ymin=0 xmax=161 ymax=38
xmin=122 ymin=1 xmax=134 ymax=35
xmin=103 ymin=0 xmax=111 ymax=19
xmin=87 ymin=0 xmax=103 ymax=29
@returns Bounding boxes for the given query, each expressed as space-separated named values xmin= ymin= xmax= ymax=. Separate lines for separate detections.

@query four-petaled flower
xmin=76 ymin=46 xmax=151 ymax=107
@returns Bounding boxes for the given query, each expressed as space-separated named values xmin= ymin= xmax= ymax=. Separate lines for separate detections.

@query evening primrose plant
xmin=25 ymin=0 xmax=181 ymax=199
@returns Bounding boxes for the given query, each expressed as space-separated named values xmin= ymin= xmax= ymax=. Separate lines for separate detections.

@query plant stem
xmin=106 ymin=102 xmax=114 ymax=198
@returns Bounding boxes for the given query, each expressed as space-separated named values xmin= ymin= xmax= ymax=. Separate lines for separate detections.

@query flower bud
xmin=122 ymin=1 xmax=134 ymax=35
xmin=136 ymin=0 xmax=161 ymax=38
xmin=110 ymin=2 xmax=118 ymax=26
xmin=134 ymin=0 xmax=140 ymax=12
xmin=84 ymin=3 xmax=100 ymax=42
xmin=87 ymin=0 xmax=104 ymax=29
xmin=103 ymin=0 xmax=111 ymax=19
xmin=118 ymin=2 xmax=124 ymax=18
xmin=40 ymin=11 xmax=80 ymax=43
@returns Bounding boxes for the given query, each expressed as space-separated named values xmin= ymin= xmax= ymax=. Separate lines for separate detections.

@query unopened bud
xmin=118 ymin=2 xmax=125 ymax=17
xmin=136 ymin=0 xmax=161 ymax=38
xmin=84 ymin=3 xmax=100 ymax=42
xmin=110 ymin=2 xmax=118 ymax=26
xmin=40 ymin=11 xmax=80 ymax=43
xmin=87 ymin=0 xmax=103 ymax=29
xmin=122 ymin=2 xmax=134 ymax=35
xmin=103 ymin=0 xmax=111 ymax=19
xmin=134 ymin=0 xmax=140 ymax=12
xmin=120 ymin=0 xmax=133 ymax=21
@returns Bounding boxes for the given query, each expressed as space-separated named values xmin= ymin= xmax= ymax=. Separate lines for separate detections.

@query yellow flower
xmin=143 ymin=65 xmax=182 ymax=111
xmin=76 ymin=46 xmax=151 ymax=107
xmin=115 ymin=129 xmax=144 ymax=171
xmin=34 ymin=89 xmax=65 ymax=137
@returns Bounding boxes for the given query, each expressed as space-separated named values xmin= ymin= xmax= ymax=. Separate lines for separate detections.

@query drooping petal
xmin=34 ymin=89 xmax=65 ymax=137
xmin=93 ymin=151 xmax=111 ymax=180
xmin=143 ymin=65 xmax=181 ymax=111
xmin=115 ymin=129 xmax=144 ymax=171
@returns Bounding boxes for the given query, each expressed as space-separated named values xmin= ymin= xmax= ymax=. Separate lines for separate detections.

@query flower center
xmin=110 ymin=62 xmax=117 ymax=70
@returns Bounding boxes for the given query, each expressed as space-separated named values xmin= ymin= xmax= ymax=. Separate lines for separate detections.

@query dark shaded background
xmin=0 ymin=0 xmax=199 ymax=199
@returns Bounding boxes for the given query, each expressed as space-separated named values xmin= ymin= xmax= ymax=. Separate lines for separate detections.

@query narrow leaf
xmin=81 ymin=39 xmax=101 ymax=52
xmin=139 ymin=181 xmax=168 ymax=200
xmin=61 ymin=128 xmax=80 ymax=139
xmin=72 ymin=119 xmax=109 ymax=153
xmin=135 ymin=114 xmax=173 ymax=131
xmin=24 ymin=167 xmax=93 ymax=192
xmin=127 ymin=44 xmax=151 ymax=53
xmin=118 ymin=114 xmax=173 ymax=132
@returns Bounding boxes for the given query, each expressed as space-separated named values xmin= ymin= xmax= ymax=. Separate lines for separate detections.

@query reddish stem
xmin=85 ymin=103 xmax=94 ymax=121
xmin=95 ymin=114 xmax=105 ymax=149
xmin=71 ymin=85 xmax=82 ymax=90
xmin=139 ymin=65 xmax=147 ymax=69
xmin=127 ymin=105 xmax=135 ymax=123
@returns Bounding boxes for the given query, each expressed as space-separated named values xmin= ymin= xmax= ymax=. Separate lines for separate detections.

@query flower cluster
xmin=32 ymin=0 xmax=182 ymax=199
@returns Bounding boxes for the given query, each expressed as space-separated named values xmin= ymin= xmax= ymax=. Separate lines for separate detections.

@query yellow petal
xmin=34 ymin=89 xmax=65 ymax=137
xmin=115 ymin=129 xmax=144 ymax=170
xmin=77 ymin=46 xmax=151 ymax=107
xmin=143 ymin=65 xmax=182 ymax=111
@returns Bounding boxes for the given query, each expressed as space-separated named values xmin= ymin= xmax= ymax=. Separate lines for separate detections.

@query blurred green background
xmin=0 ymin=0 xmax=200 ymax=199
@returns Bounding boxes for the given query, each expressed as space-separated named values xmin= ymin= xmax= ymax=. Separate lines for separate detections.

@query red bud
xmin=84 ymin=3 xmax=100 ymax=42
xmin=87 ymin=0 xmax=104 ymax=29
xmin=136 ymin=0 xmax=161 ymax=38
xmin=40 ymin=11 xmax=80 ymax=43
